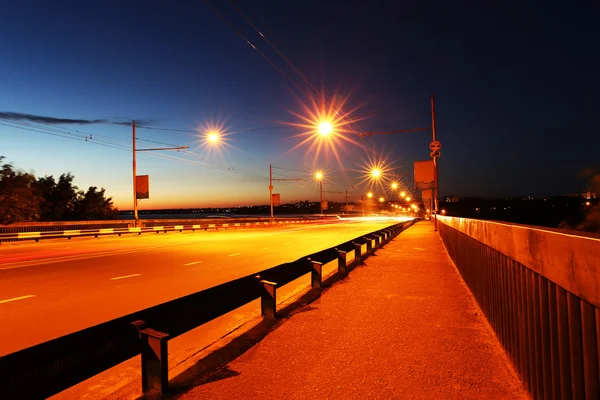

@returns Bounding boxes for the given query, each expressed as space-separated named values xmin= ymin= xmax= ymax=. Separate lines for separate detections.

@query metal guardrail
xmin=1 ymin=220 xmax=415 ymax=398
xmin=437 ymin=216 xmax=600 ymax=400
xmin=0 ymin=217 xmax=330 ymax=243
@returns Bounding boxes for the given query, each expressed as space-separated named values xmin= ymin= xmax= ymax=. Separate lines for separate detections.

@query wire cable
xmin=203 ymin=0 xmax=312 ymax=100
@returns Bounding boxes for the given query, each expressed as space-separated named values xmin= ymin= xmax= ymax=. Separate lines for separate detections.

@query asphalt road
xmin=0 ymin=219 xmax=401 ymax=356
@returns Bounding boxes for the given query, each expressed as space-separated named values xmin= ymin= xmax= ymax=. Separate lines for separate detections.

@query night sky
xmin=1 ymin=1 xmax=599 ymax=209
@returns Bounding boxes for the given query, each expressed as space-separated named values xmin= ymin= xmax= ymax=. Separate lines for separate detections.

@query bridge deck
xmin=174 ymin=221 xmax=527 ymax=399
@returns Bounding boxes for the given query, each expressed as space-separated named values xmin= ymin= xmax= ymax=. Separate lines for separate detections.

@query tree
xmin=34 ymin=173 xmax=80 ymax=220
xmin=1 ymin=156 xmax=119 ymax=223
xmin=0 ymin=157 xmax=41 ymax=224
xmin=74 ymin=186 xmax=119 ymax=220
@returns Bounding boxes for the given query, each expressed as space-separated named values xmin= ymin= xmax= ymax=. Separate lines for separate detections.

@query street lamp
xmin=371 ymin=168 xmax=381 ymax=179
xmin=391 ymin=182 xmax=398 ymax=190
xmin=207 ymin=132 xmax=220 ymax=144
xmin=400 ymin=191 xmax=406 ymax=198
xmin=406 ymin=196 xmax=411 ymax=202
xmin=317 ymin=121 xmax=333 ymax=136
xmin=315 ymin=171 xmax=324 ymax=214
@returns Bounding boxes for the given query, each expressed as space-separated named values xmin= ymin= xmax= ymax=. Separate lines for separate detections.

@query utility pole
xmin=269 ymin=163 xmax=274 ymax=223
xmin=431 ymin=93 xmax=439 ymax=231
xmin=132 ymin=120 xmax=188 ymax=228
xmin=269 ymin=164 xmax=302 ymax=221
xmin=431 ymin=93 xmax=438 ymax=214
xmin=132 ymin=121 xmax=138 ymax=226
xmin=345 ymin=189 xmax=348 ymax=215
xmin=319 ymin=180 xmax=323 ymax=214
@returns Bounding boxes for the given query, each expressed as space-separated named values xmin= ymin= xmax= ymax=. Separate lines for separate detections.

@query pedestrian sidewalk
xmin=173 ymin=222 xmax=527 ymax=399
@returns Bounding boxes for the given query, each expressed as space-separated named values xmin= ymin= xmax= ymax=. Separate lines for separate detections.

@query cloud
xmin=0 ymin=111 xmax=153 ymax=127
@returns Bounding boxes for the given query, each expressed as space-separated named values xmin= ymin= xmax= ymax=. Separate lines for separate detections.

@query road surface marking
xmin=414 ymin=247 xmax=426 ymax=251
xmin=261 ymin=247 xmax=271 ymax=250
xmin=184 ymin=261 xmax=201 ymax=266
xmin=228 ymin=253 xmax=242 ymax=257
xmin=110 ymin=274 xmax=142 ymax=280
xmin=0 ymin=295 xmax=36 ymax=304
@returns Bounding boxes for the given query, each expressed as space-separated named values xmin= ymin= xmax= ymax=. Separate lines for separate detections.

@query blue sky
xmin=1 ymin=1 xmax=599 ymax=209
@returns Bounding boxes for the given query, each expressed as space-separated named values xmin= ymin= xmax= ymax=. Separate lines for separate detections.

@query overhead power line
xmin=0 ymin=118 xmax=269 ymax=179
xmin=137 ymin=125 xmax=286 ymax=135
xmin=221 ymin=0 xmax=376 ymax=156
xmin=204 ymin=0 xmax=312 ymax=100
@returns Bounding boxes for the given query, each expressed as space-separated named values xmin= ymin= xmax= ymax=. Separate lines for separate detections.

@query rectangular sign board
xmin=136 ymin=175 xmax=149 ymax=199
xmin=272 ymin=193 xmax=281 ymax=206
xmin=414 ymin=160 xmax=434 ymax=190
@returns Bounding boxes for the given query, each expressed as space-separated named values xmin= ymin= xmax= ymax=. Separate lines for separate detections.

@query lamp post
xmin=132 ymin=121 xmax=188 ymax=227
xmin=315 ymin=171 xmax=324 ymax=214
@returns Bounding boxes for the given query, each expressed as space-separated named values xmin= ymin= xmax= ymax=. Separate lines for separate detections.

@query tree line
xmin=0 ymin=156 xmax=119 ymax=224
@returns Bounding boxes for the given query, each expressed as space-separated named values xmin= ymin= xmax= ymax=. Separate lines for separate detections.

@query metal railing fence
xmin=438 ymin=217 xmax=600 ymax=400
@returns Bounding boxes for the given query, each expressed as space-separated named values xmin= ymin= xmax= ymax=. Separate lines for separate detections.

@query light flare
xmin=285 ymin=92 xmax=367 ymax=170
xmin=194 ymin=118 xmax=233 ymax=158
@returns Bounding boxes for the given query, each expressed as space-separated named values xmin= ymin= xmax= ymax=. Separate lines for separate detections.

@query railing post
xmin=365 ymin=237 xmax=373 ymax=254
xmin=308 ymin=258 xmax=323 ymax=289
xmin=335 ymin=248 xmax=348 ymax=275
xmin=131 ymin=320 xmax=169 ymax=396
xmin=352 ymin=242 xmax=362 ymax=264
xmin=371 ymin=235 xmax=378 ymax=248
xmin=256 ymin=275 xmax=277 ymax=319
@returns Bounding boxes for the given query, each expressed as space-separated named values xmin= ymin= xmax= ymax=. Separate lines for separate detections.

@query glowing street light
xmin=317 ymin=121 xmax=333 ymax=136
xmin=371 ymin=168 xmax=381 ymax=179
xmin=400 ymin=191 xmax=406 ymax=198
xmin=367 ymin=192 xmax=373 ymax=199
xmin=207 ymin=132 xmax=220 ymax=144
xmin=391 ymin=182 xmax=398 ymax=190
xmin=406 ymin=196 xmax=411 ymax=202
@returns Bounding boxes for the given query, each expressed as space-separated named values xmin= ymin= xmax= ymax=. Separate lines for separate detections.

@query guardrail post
xmin=365 ymin=237 xmax=373 ymax=254
xmin=386 ymin=228 xmax=393 ymax=240
xmin=374 ymin=233 xmax=383 ymax=247
xmin=352 ymin=242 xmax=362 ymax=264
xmin=335 ymin=248 xmax=348 ymax=275
xmin=132 ymin=320 xmax=169 ymax=396
xmin=256 ymin=275 xmax=277 ymax=319
xmin=308 ymin=258 xmax=323 ymax=289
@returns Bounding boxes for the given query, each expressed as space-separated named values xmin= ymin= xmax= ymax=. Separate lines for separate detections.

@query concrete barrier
xmin=437 ymin=216 xmax=600 ymax=399
xmin=438 ymin=216 xmax=600 ymax=308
